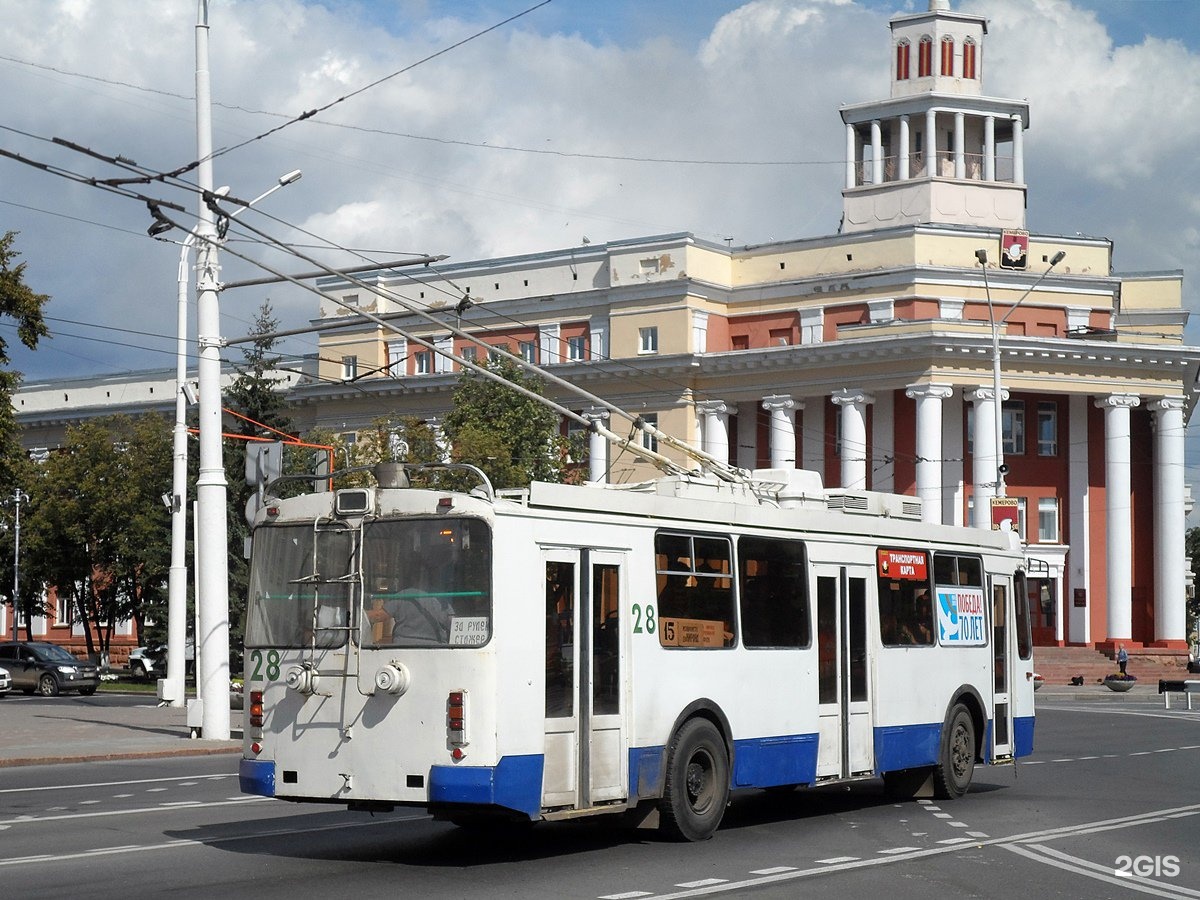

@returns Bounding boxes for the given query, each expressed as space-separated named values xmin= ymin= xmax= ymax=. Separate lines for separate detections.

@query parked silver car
xmin=0 ymin=641 xmax=100 ymax=696
xmin=0 ymin=665 xmax=10 ymax=696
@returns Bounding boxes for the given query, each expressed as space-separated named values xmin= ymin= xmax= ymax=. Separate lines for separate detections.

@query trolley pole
xmin=193 ymin=0 xmax=231 ymax=741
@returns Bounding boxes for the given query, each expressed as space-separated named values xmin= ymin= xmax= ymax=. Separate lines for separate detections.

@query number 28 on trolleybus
xmin=239 ymin=464 xmax=1035 ymax=841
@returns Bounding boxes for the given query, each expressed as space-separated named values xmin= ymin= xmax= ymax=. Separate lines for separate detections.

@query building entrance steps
xmin=1033 ymin=645 xmax=1190 ymax=686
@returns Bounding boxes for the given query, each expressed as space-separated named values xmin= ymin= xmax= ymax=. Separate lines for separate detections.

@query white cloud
xmin=0 ymin=0 xmax=1195 ymax=382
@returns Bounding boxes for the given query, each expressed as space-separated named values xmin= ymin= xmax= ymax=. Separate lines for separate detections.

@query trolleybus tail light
xmin=249 ymin=690 xmax=265 ymax=728
xmin=447 ymin=689 xmax=468 ymax=756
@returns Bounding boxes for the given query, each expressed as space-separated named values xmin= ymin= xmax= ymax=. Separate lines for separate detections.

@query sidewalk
xmin=0 ymin=691 xmax=242 ymax=768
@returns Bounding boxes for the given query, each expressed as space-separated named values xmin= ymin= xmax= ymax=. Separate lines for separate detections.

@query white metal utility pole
xmin=194 ymin=0 xmax=231 ymax=741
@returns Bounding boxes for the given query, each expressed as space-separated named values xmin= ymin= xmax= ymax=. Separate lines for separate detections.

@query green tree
xmin=224 ymin=300 xmax=293 ymax=662
xmin=1185 ymin=527 xmax=1200 ymax=651
xmin=22 ymin=415 xmax=171 ymax=659
xmin=0 ymin=231 xmax=50 ymax=631
xmin=441 ymin=356 xmax=579 ymax=490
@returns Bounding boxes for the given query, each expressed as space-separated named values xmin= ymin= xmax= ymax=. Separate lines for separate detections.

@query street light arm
xmin=997 ymin=250 xmax=1066 ymax=327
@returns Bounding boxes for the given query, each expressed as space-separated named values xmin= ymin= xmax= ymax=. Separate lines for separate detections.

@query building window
xmin=55 ymin=592 xmax=73 ymax=626
xmin=640 ymin=413 xmax=659 ymax=453
xmin=1016 ymin=496 xmax=1027 ymax=540
xmin=731 ymin=335 xmax=749 ymax=351
xmin=567 ymin=335 xmax=587 ymax=361
xmin=489 ymin=342 xmax=511 ymax=361
xmin=519 ymin=340 xmax=537 ymax=363
xmin=896 ymin=39 xmax=910 ymax=80
xmin=415 ymin=351 xmax=432 ymax=375
xmin=918 ymin=36 xmax=933 ymax=77
xmin=1037 ymin=401 xmax=1058 ymax=456
xmin=1038 ymin=497 xmax=1060 ymax=543
xmin=940 ymin=36 xmax=954 ymax=76
xmin=460 ymin=345 xmax=478 ymax=365
xmin=341 ymin=355 xmax=358 ymax=381
xmin=768 ymin=328 xmax=792 ymax=347
xmin=962 ymin=37 xmax=977 ymax=79
xmin=1002 ymin=401 xmax=1025 ymax=455
xmin=639 ymin=326 xmax=659 ymax=354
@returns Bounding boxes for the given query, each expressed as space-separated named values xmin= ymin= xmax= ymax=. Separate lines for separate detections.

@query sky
xmin=0 ymin=1 xmax=1197 ymax=417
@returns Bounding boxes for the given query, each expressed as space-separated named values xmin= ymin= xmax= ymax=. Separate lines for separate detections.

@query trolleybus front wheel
xmin=933 ymin=703 xmax=975 ymax=799
xmin=659 ymin=718 xmax=729 ymax=842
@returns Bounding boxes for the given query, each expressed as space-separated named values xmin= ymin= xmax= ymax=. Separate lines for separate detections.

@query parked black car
xmin=0 ymin=641 xmax=100 ymax=696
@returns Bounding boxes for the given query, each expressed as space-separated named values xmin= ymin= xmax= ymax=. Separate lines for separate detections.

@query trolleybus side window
xmin=654 ymin=532 xmax=735 ymax=648
xmin=361 ymin=518 xmax=492 ymax=649
xmin=1014 ymin=570 xmax=1033 ymax=660
xmin=738 ymin=536 xmax=810 ymax=648
xmin=545 ymin=560 xmax=574 ymax=717
xmin=932 ymin=552 xmax=988 ymax=646
xmin=246 ymin=524 xmax=356 ymax=649
xmin=876 ymin=548 xmax=934 ymax=646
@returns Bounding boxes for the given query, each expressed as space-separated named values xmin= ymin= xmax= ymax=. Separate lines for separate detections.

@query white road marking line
xmin=749 ymin=867 xmax=796 ymax=875
xmin=1006 ymin=844 xmax=1200 ymax=900
xmin=0 ymin=813 xmax=428 ymax=868
xmin=948 ymin=822 xmax=969 ymax=828
xmin=113 ymin=794 xmax=133 ymax=799
xmin=78 ymin=800 xmax=100 ymax=805
xmin=0 ymin=773 xmax=234 ymax=795
xmin=146 ymin=787 xmax=169 ymax=792
xmin=0 ymin=796 xmax=270 ymax=826
xmin=598 ymin=892 xmax=653 ymax=900
xmin=932 ymin=812 xmax=953 ymax=818
xmin=675 ymin=880 xmax=726 ymax=889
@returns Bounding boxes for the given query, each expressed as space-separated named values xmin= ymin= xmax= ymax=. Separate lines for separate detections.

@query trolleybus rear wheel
xmin=933 ymin=703 xmax=975 ymax=799
xmin=659 ymin=718 xmax=729 ymax=842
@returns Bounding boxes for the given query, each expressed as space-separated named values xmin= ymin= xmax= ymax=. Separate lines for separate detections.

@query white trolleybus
xmin=240 ymin=460 xmax=1035 ymax=841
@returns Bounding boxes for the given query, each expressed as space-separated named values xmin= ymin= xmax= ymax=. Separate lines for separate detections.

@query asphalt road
xmin=1 ymin=693 xmax=1197 ymax=899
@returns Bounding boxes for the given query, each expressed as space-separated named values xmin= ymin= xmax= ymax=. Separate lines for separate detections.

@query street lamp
xmin=975 ymin=247 xmax=1066 ymax=518
xmin=166 ymin=173 xmax=301 ymax=710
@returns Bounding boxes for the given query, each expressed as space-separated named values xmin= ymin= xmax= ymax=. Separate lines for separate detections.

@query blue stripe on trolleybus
xmin=732 ymin=734 xmax=819 ymax=787
xmin=239 ymin=758 xmax=276 ymax=797
xmin=873 ymin=723 xmax=942 ymax=772
xmin=1014 ymin=716 xmax=1035 ymax=757
xmin=428 ymin=754 xmax=543 ymax=816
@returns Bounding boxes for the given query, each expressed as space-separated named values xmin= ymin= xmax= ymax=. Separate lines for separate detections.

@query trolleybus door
xmin=815 ymin=565 xmax=874 ymax=780
xmin=991 ymin=576 xmax=1014 ymax=761
xmin=542 ymin=548 xmax=627 ymax=810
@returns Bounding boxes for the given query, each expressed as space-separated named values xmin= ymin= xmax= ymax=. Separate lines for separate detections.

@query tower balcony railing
xmin=853 ymin=152 xmax=1016 ymax=186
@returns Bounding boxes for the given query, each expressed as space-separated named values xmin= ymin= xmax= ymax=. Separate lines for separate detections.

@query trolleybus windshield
xmin=245 ymin=517 xmax=493 ymax=650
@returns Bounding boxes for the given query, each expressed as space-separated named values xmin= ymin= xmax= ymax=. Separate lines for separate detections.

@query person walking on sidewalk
xmin=1117 ymin=644 xmax=1129 ymax=676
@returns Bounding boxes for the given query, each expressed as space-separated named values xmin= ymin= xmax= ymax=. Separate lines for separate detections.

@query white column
xmin=832 ymin=389 xmax=873 ymax=490
xmin=925 ymin=109 xmax=937 ymax=175
xmin=1152 ymin=397 xmax=1186 ymax=643
xmin=870 ymin=119 xmax=883 ymax=184
xmin=906 ymin=383 xmax=953 ymax=524
xmin=845 ymin=124 xmax=857 ymax=189
xmin=1012 ymin=114 xmax=1025 ymax=184
xmin=898 ymin=115 xmax=910 ymax=180
xmin=1068 ymin=396 xmax=1091 ymax=645
xmin=1096 ymin=394 xmax=1140 ymax=641
xmin=969 ymin=385 xmax=1004 ymax=528
xmin=983 ymin=115 xmax=995 ymax=181
xmin=943 ymin=392 xmax=966 ymax=526
xmin=697 ymin=400 xmax=730 ymax=468
xmin=953 ymin=111 xmax=965 ymax=179
xmin=736 ymin=401 xmax=757 ymax=471
xmin=803 ymin=396 xmax=825 ymax=477
xmin=761 ymin=395 xmax=797 ymax=469
xmin=583 ymin=407 xmax=609 ymax=484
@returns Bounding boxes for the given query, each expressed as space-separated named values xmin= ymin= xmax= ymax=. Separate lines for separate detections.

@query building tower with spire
xmin=840 ymin=0 xmax=1026 ymax=234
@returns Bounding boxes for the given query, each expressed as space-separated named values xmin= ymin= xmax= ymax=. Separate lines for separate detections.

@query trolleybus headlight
xmin=284 ymin=664 xmax=320 ymax=695
xmin=374 ymin=662 xmax=411 ymax=696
